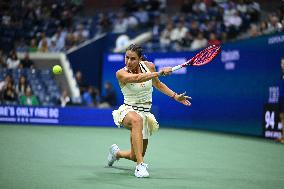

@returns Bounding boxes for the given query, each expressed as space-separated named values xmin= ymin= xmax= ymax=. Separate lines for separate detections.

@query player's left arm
xmin=144 ymin=61 xmax=192 ymax=106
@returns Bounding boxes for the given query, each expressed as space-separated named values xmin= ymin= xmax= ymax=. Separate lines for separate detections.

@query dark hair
xmin=126 ymin=44 xmax=146 ymax=60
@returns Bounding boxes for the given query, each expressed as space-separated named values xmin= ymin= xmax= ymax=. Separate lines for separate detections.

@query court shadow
xmin=77 ymin=165 xmax=136 ymax=184
xmin=104 ymin=165 xmax=133 ymax=171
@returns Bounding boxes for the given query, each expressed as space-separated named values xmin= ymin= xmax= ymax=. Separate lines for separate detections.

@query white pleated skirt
xmin=112 ymin=104 xmax=159 ymax=139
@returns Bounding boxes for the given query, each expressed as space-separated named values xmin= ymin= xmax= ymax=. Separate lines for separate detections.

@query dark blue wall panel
xmin=102 ymin=33 xmax=284 ymax=136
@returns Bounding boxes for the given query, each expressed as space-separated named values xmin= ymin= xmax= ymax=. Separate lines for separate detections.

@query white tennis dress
xmin=112 ymin=61 xmax=159 ymax=139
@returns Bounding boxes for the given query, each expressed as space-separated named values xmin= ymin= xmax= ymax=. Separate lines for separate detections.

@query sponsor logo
xmin=221 ymin=50 xmax=240 ymax=70
xmin=0 ymin=106 xmax=59 ymax=124
xmin=108 ymin=54 xmax=124 ymax=62
xmin=154 ymin=58 xmax=187 ymax=74
xmin=268 ymin=34 xmax=284 ymax=45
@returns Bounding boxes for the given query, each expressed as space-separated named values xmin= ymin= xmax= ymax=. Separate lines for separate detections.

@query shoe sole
xmin=135 ymin=174 xmax=150 ymax=178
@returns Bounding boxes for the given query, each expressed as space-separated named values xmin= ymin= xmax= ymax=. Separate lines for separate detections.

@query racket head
xmin=187 ymin=45 xmax=221 ymax=67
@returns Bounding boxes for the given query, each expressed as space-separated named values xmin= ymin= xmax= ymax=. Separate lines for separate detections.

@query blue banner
xmin=102 ymin=32 xmax=284 ymax=136
xmin=0 ymin=105 xmax=114 ymax=127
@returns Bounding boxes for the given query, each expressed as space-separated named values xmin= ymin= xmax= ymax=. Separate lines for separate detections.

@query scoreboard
xmin=263 ymin=103 xmax=282 ymax=139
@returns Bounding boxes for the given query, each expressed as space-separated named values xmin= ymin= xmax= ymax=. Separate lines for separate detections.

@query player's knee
xmin=130 ymin=116 xmax=143 ymax=127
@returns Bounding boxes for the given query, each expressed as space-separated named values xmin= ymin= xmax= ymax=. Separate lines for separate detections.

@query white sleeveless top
xmin=121 ymin=61 xmax=153 ymax=105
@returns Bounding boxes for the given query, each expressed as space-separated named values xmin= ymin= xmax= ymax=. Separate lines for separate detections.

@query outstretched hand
xmin=174 ymin=91 xmax=192 ymax=106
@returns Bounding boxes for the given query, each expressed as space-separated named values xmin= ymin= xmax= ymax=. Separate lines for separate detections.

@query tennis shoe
xmin=107 ymin=144 xmax=120 ymax=166
xmin=134 ymin=162 xmax=149 ymax=178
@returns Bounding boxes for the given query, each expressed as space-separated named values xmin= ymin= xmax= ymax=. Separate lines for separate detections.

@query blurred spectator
xmin=151 ymin=16 xmax=162 ymax=40
xmin=134 ymin=6 xmax=149 ymax=26
xmin=83 ymin=86 xmax=95 ymax=107
xmin=75 ymin=70 xmax=88 ymax=95
xmin=20 ymin=52 xmax=34 ymax=69
xmin=6 ymin=51 xmax=20 ymax=69
xmin=240 ymin=23 xmax=262 ymax=40
xmin=92 ymin=87 xmax=101 ymax=107
xmin=16 ymin=75 xmax=29 ymax=97
xmin=192 ymin=0 xmax=207 ymax=13
xmin=180 ymin=0 xmax=193 ymax=14
xmin=267 ymin=15 xmax=282 ymax=33
xmin=19 ymin=87 xmax=39 ymax=106
xmin=2 ymin=81 xmax=18 ymax=104
xmin=73 ymin=24 xmax=90 ymax=43
xmin=189 ymin=20 xmax=200 ymax=38
xmin=191 ymin=32 xmax=208 ymax=50
xmin=64 ymin=32 xmax=76 ymax=50
xmin=28 ymin=39 xmax=38 ymax=53
xmin=0 ymin=50 xmax=7 ymax=68
xmin=236 ymin=0 xmax=248 ymax=15
xmin=99 ymin=81 xmax=117 ymax=108
xmin=38 ymin=33 xmax=50 ymax=52
xmin=49 ymin=39 xmax=61 ymax=52
xmin=220 ymin=31 xmax=228 ymax=43
xmin=38 ymin=38 xmax=49 ymax=52
xmin=160 ymin=22 xmax=173 ymax=50
xmin=0 ymin=75 xmax=13 ymax=94
xmin=180 ymin=31 xmax=193 ymax=50
xmin=96 ymin=13 xmax=112 ymax=35
xmin=247 ymin=0 xmax=260 ymax=23
xmin=259 ymin=20 xmax=270 ymax=35
xmin=171 ymin=21 xmax=188 ymax=43
xmin=224 ymin=11 xmax=243 ymax=39
xmin=126 ymin=15 xmax=139 ymax=31
xmin=60 ymin=89 xmax=71 ymax=107
xmin=113 ymin=13 xmax=128 ymax=33
xmin=51 ymin=29 xmax=66 ymax=51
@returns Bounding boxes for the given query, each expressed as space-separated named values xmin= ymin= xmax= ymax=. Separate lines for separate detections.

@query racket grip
xmin=172 ymin=65 xmax=182 ymax=72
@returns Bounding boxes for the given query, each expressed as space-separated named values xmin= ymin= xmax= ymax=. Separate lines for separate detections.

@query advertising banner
xmin=0 ymin=105 xmax=114 ymax=127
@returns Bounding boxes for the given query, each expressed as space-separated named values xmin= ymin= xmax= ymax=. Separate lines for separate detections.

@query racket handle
xmin=172 ymin=65 xmax=182 ymax=72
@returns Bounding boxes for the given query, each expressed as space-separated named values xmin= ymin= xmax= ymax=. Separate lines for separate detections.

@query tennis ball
xmin=52 ymin=65 xmax=62 ymax=74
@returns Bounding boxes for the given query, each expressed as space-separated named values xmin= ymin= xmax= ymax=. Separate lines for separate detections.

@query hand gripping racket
xmin=171 ymin=45 xmax=221 ymax=72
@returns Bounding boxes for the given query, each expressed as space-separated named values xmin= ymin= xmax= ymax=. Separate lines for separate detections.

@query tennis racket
xmin=171 ymin=45 xmax=221 ymax=72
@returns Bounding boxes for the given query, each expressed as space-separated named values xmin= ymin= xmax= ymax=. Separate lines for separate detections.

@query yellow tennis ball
xmin=52 ymin=65 xmax=62 ymax=74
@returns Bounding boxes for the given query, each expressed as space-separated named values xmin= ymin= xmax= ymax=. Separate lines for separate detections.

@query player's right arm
xmin=116 ymin=69 xmax=162 ymax=84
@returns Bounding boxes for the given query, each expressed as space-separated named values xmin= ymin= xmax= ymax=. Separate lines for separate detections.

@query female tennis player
xmin=107 ymin=44 xmax=191 ymax=178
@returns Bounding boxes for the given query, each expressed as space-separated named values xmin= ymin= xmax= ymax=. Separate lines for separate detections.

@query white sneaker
xmin=134 ymin=163 xmax=149 ymax=178
xmin=107 ymin=144 xmax=120 ymax=166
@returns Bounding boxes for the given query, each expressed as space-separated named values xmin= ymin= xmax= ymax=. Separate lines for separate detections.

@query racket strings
xmin=193 ymin=45 xmax=220 ymax=66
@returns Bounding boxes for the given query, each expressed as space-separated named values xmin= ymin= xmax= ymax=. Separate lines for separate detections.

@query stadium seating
xmin=0 ymin=68 xmax=61 ymax=106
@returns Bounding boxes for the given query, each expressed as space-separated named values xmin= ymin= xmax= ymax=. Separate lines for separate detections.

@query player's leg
xmin=108 ymin=111 xmax=148 ymax=166
xmin=119 ymin=112 xmax=149 ymax=177
xmin=121 ymin=111 xmax=144 ymax=164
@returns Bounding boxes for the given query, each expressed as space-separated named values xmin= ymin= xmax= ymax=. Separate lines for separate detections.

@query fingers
xmin=176 ymin=92 xmax=192 ymax=106
xmin=184 ymin=96 xmax=192 ymax=99
xmin=178 ymin=92 xmax=192 ymax=100
xmin=183 ymin=100 xmax=191 ymax=106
